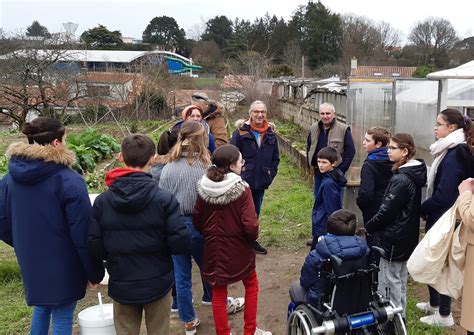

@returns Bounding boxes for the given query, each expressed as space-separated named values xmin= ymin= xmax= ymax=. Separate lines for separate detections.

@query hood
xmin=6 ymin=142 xmax=75 ymax=185
xmin=398 ymin=159 xmax=427 ymax=187
xmin=367 ymin=147 xmax=389 ymax=161
xmin=326 ymin=168 xmax=347 ymax=187
xmin=316 ymin=234 xmax=368 ymax=259
xmin=106 ymin=170 xmax=157 ymax=213
xmin=203 ymin=102 xmax=224 ymax=120
xmin=197 ymin=173 xmax=249 ymax=205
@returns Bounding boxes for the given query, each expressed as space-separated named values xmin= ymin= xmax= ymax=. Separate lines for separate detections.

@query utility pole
xmin=302 ymin=55 xmax=305 ymax=78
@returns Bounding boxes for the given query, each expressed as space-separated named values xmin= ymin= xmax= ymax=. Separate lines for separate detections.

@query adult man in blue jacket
xmin=231 ymin=100 xmax=280 ymax=254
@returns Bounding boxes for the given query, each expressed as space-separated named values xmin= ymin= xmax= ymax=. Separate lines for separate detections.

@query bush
xmin=413 ymin=65 xmax=437 ymax=78
xmin=67 ymin=128 xmax=120 ymax=173
xmin=267 ymin=64 xmax=294 ymax=78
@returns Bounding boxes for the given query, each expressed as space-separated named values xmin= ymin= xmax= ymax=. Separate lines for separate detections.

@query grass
xmin=406 ymin=281 xmax=452 ymax=334
xmin=191 ymin=77 xmax=223 ymax=90
xmin=273 ymin=117 xmax=307 ymax=152
xmin=0 ymin=242 xmax=32 ymax=335
xmin=258 ymin=155 xmax=313 ymax=250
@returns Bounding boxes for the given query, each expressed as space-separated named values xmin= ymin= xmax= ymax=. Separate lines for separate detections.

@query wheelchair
xmin=287 ymin=247 xmax=407 ymax=335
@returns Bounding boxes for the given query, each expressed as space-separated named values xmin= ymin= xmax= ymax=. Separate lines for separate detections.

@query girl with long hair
xmin=158 ymin=121 xmax=211 ymax=334
xmin=365 ymin=133 xmax=427 ymax=318
xmin=194 ymin=144 xmax=271 ymax=335
xmin=417 ymin=109 xmax=472 ymax=326
xmin=0 ymin=117 xmax=103 ymax=334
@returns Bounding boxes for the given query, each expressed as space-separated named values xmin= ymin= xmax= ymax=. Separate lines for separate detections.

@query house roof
xmin=351 ymin=66 xmax=417 ymax=78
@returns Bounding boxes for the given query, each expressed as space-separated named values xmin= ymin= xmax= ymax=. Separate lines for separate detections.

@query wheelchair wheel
xmin=373 ymin=307 xmax=407 ymax=335
xmin=287 ymin=305 xmax=319 ymax=335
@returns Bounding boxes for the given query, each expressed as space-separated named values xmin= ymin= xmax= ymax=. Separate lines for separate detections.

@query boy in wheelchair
xmin=288 ymin=209 xmax=407 ymax=334
xmin=289 ymin=209 xmax=368 ymax=307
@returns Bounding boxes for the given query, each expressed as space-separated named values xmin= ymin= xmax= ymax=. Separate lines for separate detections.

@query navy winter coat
xmin=300 ymin=234 xmax=368 ymax=306
xmin=230 ymin=121 xmax=280 ymax=190
xmin=357 ymin=147 xmax=393 ymax=224
xmin=312 ymin=169 xmax=347 ymax=238
xmin=421 ymin=145 xmax=471 ymax=231
xmin=0 ymin=142 xmax=103 ymax=306
xmin=88 ymin=169 xmax=190 ymax=304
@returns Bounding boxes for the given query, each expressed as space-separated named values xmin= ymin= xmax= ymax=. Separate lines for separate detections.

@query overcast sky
xmin=0 ymin=0 xmax=472 ymax=42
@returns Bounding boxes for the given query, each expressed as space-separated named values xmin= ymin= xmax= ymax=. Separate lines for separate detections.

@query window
xmin=87 ymin=85 xmax=110 ymax=97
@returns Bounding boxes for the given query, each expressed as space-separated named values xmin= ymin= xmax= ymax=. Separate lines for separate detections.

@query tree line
xmin=6 ymin=1 xmax=474 ymax=77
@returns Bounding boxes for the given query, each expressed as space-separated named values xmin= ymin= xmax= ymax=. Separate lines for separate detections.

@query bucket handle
xmin=98 ymin=292 xmax=105 ymax=320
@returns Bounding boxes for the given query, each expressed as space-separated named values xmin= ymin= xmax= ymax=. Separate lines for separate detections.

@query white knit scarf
xmin=426 ymin=128 xmax=465 ymax=198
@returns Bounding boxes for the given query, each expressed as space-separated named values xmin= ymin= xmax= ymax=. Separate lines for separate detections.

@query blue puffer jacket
xmin=313 ymin=169 xmax=347 ymax=238
xmin=0 ymin=142 xmax=103 ymax=306
xmin=300 ymin=234 xmax=368 ymax=306
xmin=230 ymin=121 xmax=280 ymax=190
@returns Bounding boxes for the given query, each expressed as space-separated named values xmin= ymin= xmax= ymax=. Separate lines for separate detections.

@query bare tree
xmin=377 ymin=21 xmax=401 ymax=49
xmin=283 ymin=39 xmax=303 ymax=76
xmin=408 ymin=17 xmax=458 ymax=67
xmin=0 ymin=35 xmax=87 ymax=126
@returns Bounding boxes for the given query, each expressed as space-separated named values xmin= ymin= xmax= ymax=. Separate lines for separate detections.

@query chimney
xmin=350 ymin=57 xmax=358 ymax=76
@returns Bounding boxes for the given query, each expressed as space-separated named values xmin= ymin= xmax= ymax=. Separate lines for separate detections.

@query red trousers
xmin=212 ymin=271 xmax=259 ymax=335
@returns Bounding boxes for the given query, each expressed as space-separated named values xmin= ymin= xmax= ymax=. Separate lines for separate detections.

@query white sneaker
xmin=419 ymin=311 xmax=454 ymax=327
xmin=416 ymin=301 xmax=439 ymax=314
xmin=226 ymin=297 xmax=245 ymax=314
xmin=254 ymin=328 xmax=272 ymax=335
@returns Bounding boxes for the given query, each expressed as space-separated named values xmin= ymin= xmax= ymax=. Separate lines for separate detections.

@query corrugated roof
xmin=1 ymin=50 xmax=193 ymax=64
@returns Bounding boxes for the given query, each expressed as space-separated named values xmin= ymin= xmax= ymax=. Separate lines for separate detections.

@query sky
xmin=0 ymin=0 xmax=472 ymax=43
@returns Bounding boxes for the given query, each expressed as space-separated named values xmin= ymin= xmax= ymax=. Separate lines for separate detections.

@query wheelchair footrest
xmin=311 ymin=305 xmax=403 ymax=334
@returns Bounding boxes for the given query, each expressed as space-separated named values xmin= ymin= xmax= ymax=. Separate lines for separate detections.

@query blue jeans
xmin=30 ymin=302 xmax=77 ymax=335
xmin=172 ymin=216 xmax=212 ymax=322
xmin=251 ymin=188 xmax=265 ymax=217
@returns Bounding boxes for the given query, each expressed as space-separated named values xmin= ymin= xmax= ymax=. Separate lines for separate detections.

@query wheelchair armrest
xmin=369 ymin=246 xmax=386 ymax=262
xmin=330 ymin=255 xmax=343 ymax=267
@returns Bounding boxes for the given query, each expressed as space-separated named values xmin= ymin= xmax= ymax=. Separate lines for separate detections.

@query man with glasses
xmin=231 ymin=100 xmax=280 ymax=255
xmin=307 ymin=102 xmax=355 ymax=245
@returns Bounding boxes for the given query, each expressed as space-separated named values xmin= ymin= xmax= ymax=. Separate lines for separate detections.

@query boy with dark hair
xmin=290 ymin=209 xmax=368 ymax=306
xmin=356 ymin=127 xmax=392 ymax=228
xmin=311 ymin=147 xmax=347 ymax=246
xmin=88 ymin=134 xmax=190 ymax=335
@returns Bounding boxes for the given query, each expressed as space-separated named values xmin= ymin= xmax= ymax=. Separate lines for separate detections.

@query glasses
xmin=251 ymin=110 xmax=266 ymax=115
xmin=387 ymin=146 xmax=400 ymax=151
xmin=435 ymin=122 xmax=448 ymax=128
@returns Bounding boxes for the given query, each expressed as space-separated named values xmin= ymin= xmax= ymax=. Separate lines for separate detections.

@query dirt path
xmin=75 ymin=248 xmax=305 ymax=335
xmin=74 ymin=246 xmax=466 ymax=335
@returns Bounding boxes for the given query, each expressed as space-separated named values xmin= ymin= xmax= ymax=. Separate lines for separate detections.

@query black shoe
xmin=254 ymin=241 xmax=267 ymax=255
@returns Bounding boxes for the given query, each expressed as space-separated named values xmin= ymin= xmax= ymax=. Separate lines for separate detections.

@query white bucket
xmin=78 ymin=293 xmax=116 ymax=335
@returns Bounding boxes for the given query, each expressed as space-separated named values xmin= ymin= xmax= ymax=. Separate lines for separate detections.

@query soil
xmin=74 ymin=247 xmax=465 ymax=335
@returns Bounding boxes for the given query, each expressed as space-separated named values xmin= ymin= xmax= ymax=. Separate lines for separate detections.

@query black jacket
xmin=357 ymin=158 xmax=393 ymax=224
xmin=88 ymin=171 xmax=190 ymax=304
xmin=366 ymin=160 xmax=427 ymax=262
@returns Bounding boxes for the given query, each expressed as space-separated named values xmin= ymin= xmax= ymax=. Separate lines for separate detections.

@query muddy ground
xmin=74 ymin=247 xmax=465 ymax=335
